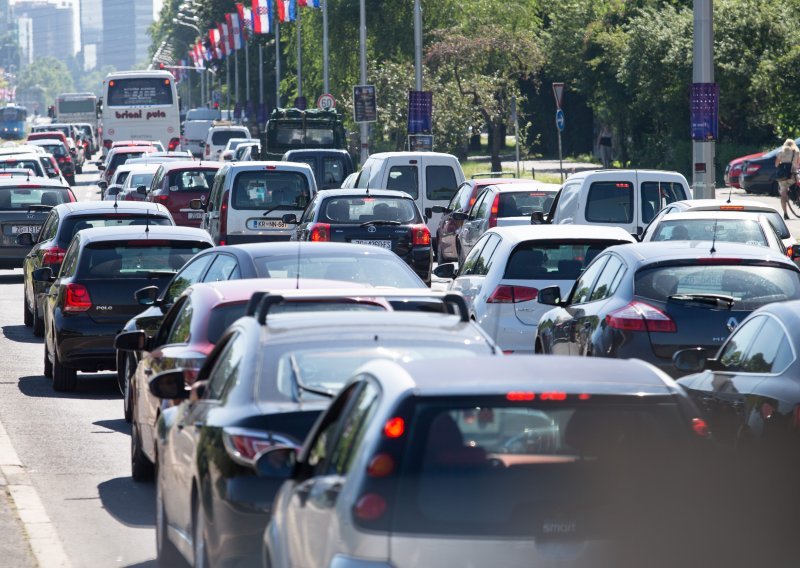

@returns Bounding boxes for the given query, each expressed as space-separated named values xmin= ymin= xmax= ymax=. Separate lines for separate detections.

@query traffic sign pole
xmin=556 ymin=109 xmax=565 ymax=183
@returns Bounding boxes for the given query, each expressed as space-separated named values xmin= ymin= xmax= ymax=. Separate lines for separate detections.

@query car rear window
xmin=641 ymin=182 xmax=687 ymax=223
xmin=0 ymin=160 xmax=43 ymax=176
xmin=498 ymin=190 xmax=558 ymax=217
xmin=0 ymin=187 xmax=70 ymax=210
xmin=320 ymin=196 xmax=419 ymax=224
xmin=651 ymin=219 xmax=767 ymax=246
xmin=386 ymin=166 xmax=419 ymax=199
xmin=504 ymin=240 xmax=626 ymax=280
xmin=39 ymin=144 xmax=67 ymax=157
xmin=167 ymin=169 xmax=217 ymax=192
xmin=60 ymin=215 xmax=172 ymax=242
xmin=390 ymin=398 xmax=691 ymax=536
xmin=585 ymin=181 xmax=633 ymax=223
xmin=109 ymin=152 xmax=145 ymax=171
xmin=634 ymin=264 xmax=800 ymax=308
xmin=207 ymin=302 xmax=248 ymax=343
xmin=426 ymin=166 xmax=458 ymax=201
xmin=127 ymin=173 xmax=156 ymax=188
xmin=255 ymin=254 xmax=424 ymax=288
xmin=211 ymin=130 xmax=248 ymax=145
xmin=80 ymin=240 xmax=211 ymax=278
xmin=231 ymin=170 xmax=310 ymax=211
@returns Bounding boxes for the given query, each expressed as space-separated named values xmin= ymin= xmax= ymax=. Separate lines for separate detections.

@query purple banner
xmin=690 ymin=83 xmax=718 ymax=141
xmin=408 ymin=90 xmax=433 ymax=134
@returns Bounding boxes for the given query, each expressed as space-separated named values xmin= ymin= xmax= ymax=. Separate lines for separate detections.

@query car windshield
xmin=125 ymin=173 xmax=155 ymax=188
xmin=80 ymin=240 xmax=210 ymax=278
xmin=320 ymin=196 xmax=419 ymax=224
xmin=390 ymin=398 xmax=691 ymax=537
xmin=504 ymin=240 xmax=626 ymax=280
xmin=167 ymin=169 xmax=217 ymax=191
xmin=634 ymin=264 xmax=800 ymax=308
xmin=651 ymin=219 xmax=768 ymax=246
xmin=0 ymin=187 xmax=70 ymax=210
xmin=39 ymin=144 xmax=67 ymax=157
xmin=255 ymin=254 xmax=424 ymax=288
xmin=497 ymin=190 xmax=558 ymax=217
xmin=61 ymin=215 xmax=172 ymax=242
xmin=109 ymin=152 xmax=145 ymax=170
xmin=231 ymin=170 xmax=310 ymax=211
xmin=211 ymin=130 xmax=248 ymax=145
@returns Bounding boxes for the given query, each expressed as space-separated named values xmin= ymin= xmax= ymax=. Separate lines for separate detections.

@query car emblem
xmin=367 ymin=225 xmax=377 ymax=233
xmin=726 ymin=317 xmax=739 ymax=332
xmin=96 ymin=306 xmax=113 ymax=311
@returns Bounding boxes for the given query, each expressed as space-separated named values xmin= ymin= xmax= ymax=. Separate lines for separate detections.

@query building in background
xmin=11 ymin=0 xmax=76 ymax=63
xmin=101 ymin=0 xmax=153 ymax=70
xmin=0 ymin=0 xmax=9 ymax=35
xmin=17 ymin=16 xmax=31 ymax=66
xmin=79 ymin=0 xmax=100 ymax=70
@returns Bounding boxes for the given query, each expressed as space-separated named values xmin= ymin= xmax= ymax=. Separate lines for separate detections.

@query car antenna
xmin=295 ymin=240 xmax=301 ymax=289
xmin=113 ymin=190 xmax=119 ymax=210
xmin=726 ymin=185 xmax=732 ymax=204
xmin=710 ymin=218 xmax=718 ymax=254
xmin=145 ymin=206 xmax=150 ymax=233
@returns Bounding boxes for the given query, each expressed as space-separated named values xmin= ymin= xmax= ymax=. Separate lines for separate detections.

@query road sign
xmin=552 ymin=82 xmax=565 ymax=109
xmin=408 ymin=134 xmax=433 ymax=152
xmin=317 ymin=93 xmax=336 ymax=110
xmin=353 ymin=85 xmax=377 ymax=123
xmin=556 ymin=109 xmax=565 ymax=132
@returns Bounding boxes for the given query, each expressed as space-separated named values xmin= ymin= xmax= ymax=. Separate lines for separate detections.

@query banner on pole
xmin=407 ymin=90 xmax=432 ymax=134
xmin=353 ymin=85 xmax=377 ymax=123
xmin=690 ymin=83 xmax=718 ymax=141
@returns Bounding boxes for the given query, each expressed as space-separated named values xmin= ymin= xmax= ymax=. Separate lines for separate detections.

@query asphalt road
xmin=0 ymin=164 xmax=157 ymax=568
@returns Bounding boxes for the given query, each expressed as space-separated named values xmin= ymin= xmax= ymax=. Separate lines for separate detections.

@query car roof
xmin=486 ymin=224 xmax=636 ymax=243
xmin=316 ymin=188 xmax=414 ymax=199
xmin=659 ymin=211 xmax=769 ymax=221
xmin=608 ymin=240 xmax=797 ymax=266
xmin=227 ymin=161 xmax=313 ymax=173
xmin=367 ymin=151 xmax=458 ymax=160
xmin=156 ymin=160 xmax=221 ymax=172
xmin=228 ymin=240 xmax=416 ymax=258
xmin=184 ymin=278 xmax=358 ymax=305
xmin=28 ymin=138 xmax=64 ymax=145
xmin=122 ymin=163 xmax=162 ymax=174
xmin=674 ymin=199 xmax=778 ymax=213
xmin=366 ymin=355 xmax=676 ymax=397
xmin=489 ymin=181 xmax=562 ymax=193
xmin=566 ymin=169 xmax=688 ymax=181
xmin=52 ymin=200 xmax=172 ymax=215
xmin=110 ymin=146 xmax=155 ymax=154
xmin=0 ymin=178 xmax=68 ymax=188
xmin=75 ymin=225 xmax=212 ymax=244
xmin=284 ymin=149 xmax=349 ymax=157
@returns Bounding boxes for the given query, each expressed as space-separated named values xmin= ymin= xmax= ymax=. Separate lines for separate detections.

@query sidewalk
xmin=0 ymin=465 xmax=38 ymax=567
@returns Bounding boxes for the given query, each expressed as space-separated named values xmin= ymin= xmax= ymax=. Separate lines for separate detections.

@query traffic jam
xmin=0 ymin=75 xmax=798 ymax=568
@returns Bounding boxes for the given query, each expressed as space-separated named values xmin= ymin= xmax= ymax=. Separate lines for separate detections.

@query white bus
xmin=100 ymin=70 xmax=180 ymax=156
xmin=55 ymin=92 xmax=98 ymax=129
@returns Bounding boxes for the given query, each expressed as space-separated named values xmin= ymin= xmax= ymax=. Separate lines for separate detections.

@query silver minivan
xmin=199 ymin=161 xmax=317 ymax=245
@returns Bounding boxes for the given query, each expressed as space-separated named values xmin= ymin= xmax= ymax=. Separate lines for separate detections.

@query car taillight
xmin=42 ymin=246 xmax=66 ymax=265
xmin=153 ymin=194 xmax=169 ymax=204
xmin=310 ymin=223 xmax=330 ymax=242
xmin=63 ymin=283 xmax=92 ymax=312
xmin=692 ymin=418 xmax=711 ymax=438
xmin=353 ymin=494 xmax=387 ymax=522
xmin=745 ymin=164 xmax=760 ymax=174
xmin=488 ymin=194 xmax=500 ymax=228
xmin=486 ymin=285 xmax=539 ymax=303
xmin=787 ymin=245 xmax=793 ymax=258
xmin=103 ymin=139 xmax=112 ymax=149
xmin=204 ymin=145 xmax=210 ymax=157
xmin=168 ymin=137 xmax=180 ymax=151
xmin=410 ymin=224 xmax=430 ymax=245
xmin=606 ymin=301 xmax=676 ymax=333
xmin=219 ymin=190 xmax=229 ymax=245
xmin=221 ymin=427 xmax=276 ymax=467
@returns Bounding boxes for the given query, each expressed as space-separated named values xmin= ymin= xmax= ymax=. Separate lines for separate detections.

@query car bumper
xmin=740 ymin=172 xmax=776 ymax=194
xmin=399 ymin=246 xmax=432 ymax=283
xmin=0 ymin=247 xmax=29 ymax=268
xmin=55 ymin=316 xmax=119 ymax=371
xmin=224 ymin=233 xmax=291 ymax=245
xmin=476 ymin=306 xmax=536 ymax=354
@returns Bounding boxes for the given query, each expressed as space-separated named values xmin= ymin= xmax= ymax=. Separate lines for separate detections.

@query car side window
xmin=569 ymin=255 xmax=610 ymax=305
xmin=426 ymin=165 xmax=458 ymax=201
xmin=203 ymin=254 xmax=239 ymax=282
xmin=469 ymin=191 xmax=488 ymax=220
xmin=38 ymin=211 xmax=58 ymax=243
xmin=163 ymin=254 xmax=215 ymax=306
xmin=719 ymin=316 xmax=766 ymax=371
xmin=468 ymin=233 xmax=501 ymax=277
xmin=459 ymin=235 xmax=489 ymax=276
xmin=207 ymin=171 xmax=225 ymax=212
xmin=448 ymin=183 xmax=468 ymax=212
xmin=304 ymin=382 xmax=363 ymax=477
xmin=475 ymin=190 xmax=493 ymax=220
xmin=326 ymin=380 xmax=380 ymax=476
xmin=735 ymin=316 xmax=794 ymax=374
xmin=166 ymin=298 xmax=193 ymax=345
xmin=386 ymin=165 xmax=419 ymax=199
xmin=553 ymin=182 xmax=580 ymax=223
xmin=205 ymin=332 xmax=245 ymax=400
xmin=58 ymin=239 xmax=81 ymax=278
xmin=299 ymin=195 xmax=319 ymax=223
xmin=589 ymin=255 xmax=625 ymax=302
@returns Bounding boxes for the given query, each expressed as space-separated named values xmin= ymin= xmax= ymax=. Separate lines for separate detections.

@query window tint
xmin=426 ymin=166 xmax=458 ymax=201
xmin=504 ymin=240 xmax=624 ymax=281
xmin=320 ymin=197 xmax=419 ymax=224
xmin=719 ymin=317 xmax=766 ymax=371
xmin=205 ymin=333 xmax=245 ymax=400
xmin=327 ymin=382 xmax=379 ymax=476
xmin=0 ymin=187 xmax=71 ymax=210
xmin=166 ymin=299 xmax=193 ymax=344
xmin=203 ymin=254 xmax=239 ymax=282
xmin=651 ymin=219 xmax=767 ymax=246
xmin=569 ymin=255 xmax=609 ymax=304
xmin=107 ymin=78 xmax=173 ymax=106
xmin=475 ymin=191 xmax=493 ymax=219
xmin=0 ymin=159 xmax=44 ymax=176
xmin=206 ymin=303 xmax=248 ymax=344
xmin=108 ymin=152 xmax=145 ymax=171
xmin=163 ymin=254 xmax=215 ymax=305
xmin=469 ymin=191 xmax=488 ymax=220
xmin=231 ymin=170 xmax=310 ymax=211
xmin=641 ymin=182 xmax=686 ymax=223
xmin=589 ymin=255 xmax=624 ymax=301
xmin=448 ymin=183 xmax=469 ymax=212
xmin=735 ymin=317 xmax=794 ymax=373
xmin=167 ymin=169 xmax=217 ymax=192
xmin=497 ymin=189 xmax=558 ymax=217
xmin=459 ymin=235 xmax=488 ymax=276
xmin=585 ymin=181 xmax=633 ymax=223
xmin=80 ymin=241 xmax=208 ymax=279
xmin=306 ymin=383 xmax=361 ymax=476
xmin=39 ymin=211 xmax=58 ymax=243
xmin=211 ymin=129 xmax=249 ymax=146
xmin=469 ymin=234 xmax=501 ymax=276
xmin=386 ymin=166 xmax=419 ymax=199
xmin=59 ymin=215 xmax=171 ymax=244
xmin=59 ymin=239 xmax=80 ymax=277
xmin=322 ymin=157 xmax=345 ymax=186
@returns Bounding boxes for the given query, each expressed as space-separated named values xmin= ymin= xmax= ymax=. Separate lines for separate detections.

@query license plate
xmin=247 ymin=219 xmax=287 ymax=230
xmin=12 ymin=225 xmax=39 ymax=234
xmin=187 ymin=212 xmax=203 ymax=220
xmin=352 ymin=239 xmax=392 ymax=249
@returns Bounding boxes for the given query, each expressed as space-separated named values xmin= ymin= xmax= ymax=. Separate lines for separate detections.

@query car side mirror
xmin=199 ymin=141 xmax=205 ymax=148
xmin=791 ymin=246 xmax=800 ymax=262
xmin=114 ymin=330 xmax=147 ymax=351
xmin=15 ymin=232 xmax=34 ymax=246
xmin=97 ymin=164 xmax=105 ymax=170
xmin=537 ymin=285 xmax=563 ymax=306
xmin=531 ymin=211 xmax=545 ymax=225
xmin=255 ymin=446 xmax=299 ymax=478
xmin=134 ymin=285 xmax=160 ymax=306
xmin=189 ymin=198 xmax=204 ymax=210
xmin=673 ymin=348 xmax=714 ymax=374
xmin=136 ymin=185 xmax=147 ymax=195
xmin=107 ymin=186 xmax=121 ymax=196
xmin=424 ymin=207 xmax=433 ymax=219
xmin=431 ymin=205 xmax=450 ymax=214
xmin=148 ymin=369 xmax=190 ymax=400
xmin=433 ymin=262 xmax=457 ymax=280
xmin=97 ymin=181 xmax=108 ymax=190
xmin=282 ymin=213 xmax=298 ymax=224
xmin=31 ymin=267 xmax=54 ymax=282
xmin=450 ymin=212 xmax=468 ymax=221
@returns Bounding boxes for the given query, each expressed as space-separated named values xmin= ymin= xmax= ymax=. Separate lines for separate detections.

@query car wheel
xmin=131 ymin=419 xmax=155 ymax=482
xmin=193 ymin=501 xmax=209 ymax=568
xmin=43 ymin=340 xmax=53 ymax=379
xmin=76 ymin=165 xmax=83 ymax=174
xmin=52 ymin=347 xmax=77 ymax=392
xmin=156 ymin=473 xmax=187 ymax=567
xmin=119 ymin=353 xmax=134 ymax=423
xmin=32 ymin=302 xmax=44 ymax=338
xmin=23 ymin=289 xmax=32 ymax=327
xmin=771 ymin=181 xmax=780 ymax=197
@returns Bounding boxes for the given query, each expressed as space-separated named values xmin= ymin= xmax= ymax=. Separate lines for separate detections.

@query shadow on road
xmin=97 ymin=476 xmax=156 ymax=528
xmin=2 ymin=325 xmax=42 ymax=344
xmin=18 ymin=374 xmax=122 ymax=400
xmin=122 ymin=561 xmax=156 ymax=568
xmin=0 ymin=273 xmax=23 ymax=284
xmin=93 ymin=418 xmax=131 ymax=435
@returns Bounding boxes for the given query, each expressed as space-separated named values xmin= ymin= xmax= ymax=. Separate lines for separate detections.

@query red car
xmin=146 ymin=161 xmax=221 ymax=227
xmin=725 ymin=151 xmax=764 ymax=188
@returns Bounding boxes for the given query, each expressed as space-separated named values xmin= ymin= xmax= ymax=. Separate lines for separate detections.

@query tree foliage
xmin=17 ymin=57 xmax=74 ymax=107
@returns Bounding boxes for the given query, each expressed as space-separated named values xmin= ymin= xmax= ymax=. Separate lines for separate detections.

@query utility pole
xmin=413 ymin=0 xmax=422 ymax=91
xmin=322 ymin=0 xmax=329 ymax=93
xmin=359 ymin=0 xmax=368 ymax=163
xmin=692 ymin=0 xmax=716 ymax=199
xmin=275 ymin=21 xmax=281 ymax=108
xmin=297 ymin=6 xmax=302 ymax=100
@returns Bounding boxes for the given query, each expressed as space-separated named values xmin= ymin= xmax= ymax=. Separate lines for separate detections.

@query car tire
xmin=131 ymin=420 xmax=155 ymax=482
xmin=76 ymin=165 xmax=83 ymax=174
xmin=32 ymin=302 xmax=44 ymax=338
xmin=43 ymin=340 xmax=53 ymax=379
xmin=118 ymin=352 xmax=134 ymax=423
xmin=52 ymin=348 xmax=77 ymax=392
xmin=23 ymin=289 xmax=33 ymax=327
xmin=193 ymin=501 xmax=209 ymax=568
xmin=156 ymin=474 xmax=187 ymax=568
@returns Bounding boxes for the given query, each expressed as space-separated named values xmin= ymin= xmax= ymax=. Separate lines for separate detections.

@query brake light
xmin=219 ymin=190 xmax=229 ymax=245
xmin=787 ymin=245 xmax=793 ymax=258
xmin=221 ymin=428 xmax=274 ymax=466
xmin=57 ymin=157 xmax=65 ymax=164
xmin=488 ymin=194 xmax=500 ymax=228
xmin=103 ymin=139 xmax=112 ymax=148
xmin=353 ymin=493 xmax=387 ymax=522
xmin=383 ymin=417 xmax=405 ymax=438
xmin=309 ymin=223 xmax=330 ymax=242
xmin=42 ymin=246 xmax=66 ymax=265
xmin=63 ymin=283 xmax=92 ymax=312
xmin=486 ymin=285 xmax=538 ymax=303
xmin=153 ymin=194 xmax=169 ymax=204
xmin=606 ymin=301 xmax=676 ymax=333
xmin=507 ymin=391 xmax=536 ymax=401
xmin=410 ymin=224 xmax=430 ymax=246
xmin=366 ymin=453 xmax=395 ymax=478
xmin=168 ymin=137 xmax=180 ymax=151
xmin=540 ymin=391 xmax=567 ymax=401
xmin=719 ymin=205 xmax=744 ymax=211
xmin=691 ymin=418 xmax=710 ymax=438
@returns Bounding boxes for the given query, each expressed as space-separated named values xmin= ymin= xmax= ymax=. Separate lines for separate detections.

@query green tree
xmin=17 ymin=57 xmax=74 ymax=108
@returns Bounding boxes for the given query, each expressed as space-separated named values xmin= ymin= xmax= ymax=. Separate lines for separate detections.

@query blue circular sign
xmin=556 ymin=109 xmax=565 ymax=132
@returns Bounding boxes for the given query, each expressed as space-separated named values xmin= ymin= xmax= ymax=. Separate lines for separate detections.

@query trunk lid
xmin=81 ymin=274 xmax=174 ymax=325
xmin=331 ymin=223 xmax=414 ymax=256
xmin=1 ymin=210 xmax=49 ymax=247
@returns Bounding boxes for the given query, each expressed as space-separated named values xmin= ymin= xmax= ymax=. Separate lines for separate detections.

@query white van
xmin=354 ymin=152 xmax=465 ymax=241
xmin=545 ymin=169 xmax=692 ymax=237
xmin=199 ymin=161 xmax=317 ymax=245
xmin=182 ymin=107 xmax=221 ymax=157
xmin=203 ymin=123 xmax=251 ymax=161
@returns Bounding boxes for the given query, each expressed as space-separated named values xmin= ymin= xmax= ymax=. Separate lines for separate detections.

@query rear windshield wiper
xmin=262 ymin=204 xmax=290 ymax=217
xmin=289 ymin=354 xmax=335 ymax=400
xmin=360 ymin=220 xmax=402 ymax=227
xmin=668 ymin=293 xmax=735 ymax=309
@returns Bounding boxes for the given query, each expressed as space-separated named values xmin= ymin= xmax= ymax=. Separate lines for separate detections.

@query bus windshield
xmin=58 ymin=99 xmax=95 ymax=114
xmin=107 ymin=78 xmax=173 ymax=107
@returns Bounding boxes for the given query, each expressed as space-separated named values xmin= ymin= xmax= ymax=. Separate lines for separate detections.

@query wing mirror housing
xmin=31 ymin=267 xmax=55 ymax=282
xmin=114 ymin=330 xmax=147 ymax=351
xmin=282 ymin=213 xmax=298 ymax=224
xmin=450 ymin=212 xmax=468 ymax=222
xmin=531 ymin=211 xmax=545 ymax=225
xmin=432 ymin=262 xmax=457 ymax=280
xmin=255 ymin=446 xmax=299 ymax=478
xmin=148 ymin=369 xmax=190 ymax=400
xmin=673 ymin=348 xmax=719 ymax=373
xmin=97 ymin=180 xmax=108 ymax=190
xmin=136 ymin=185 xmax=147 ymax=195
xmin=134 ymin=285 xmax=160 ymax=306
xmin=97 ymin=164 xmax=105 ymax=170
xmin=15 ymin=232 xmax=34 ymax=246
xmin=431 ymin=205 xmax=450 ymax=214
xmin=537 ymin=285 xmax=563 ymax=306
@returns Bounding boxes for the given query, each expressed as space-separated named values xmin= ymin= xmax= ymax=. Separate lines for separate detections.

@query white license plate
xmin=248 ymin=219 xmax=287 ymax=230
xmin=12 ymin=225 xmax=39 ymax=234
xmin=352 ymin=239 xmax=392 ymax=249
xmin=187 ymin=212 xmax=203 ymax=220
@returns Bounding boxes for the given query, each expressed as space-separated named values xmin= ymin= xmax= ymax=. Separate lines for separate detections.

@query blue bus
xmin=0 ymin=105 xmax=27 ymax=140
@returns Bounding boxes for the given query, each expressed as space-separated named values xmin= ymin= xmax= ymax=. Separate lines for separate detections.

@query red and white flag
xmin=237 ymin=3 xmax=253 ymax=39
xmin=218 ymin=23 xmax=229 ymax=57
xmin=209 ymin=28 xmax=221 ymax=59
xmin=252 ymin=0 xmax=270 ymax=34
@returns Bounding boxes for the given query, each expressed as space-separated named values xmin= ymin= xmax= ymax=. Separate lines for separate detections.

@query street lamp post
xmin=359 ymin=0 xmax=368 ymax=163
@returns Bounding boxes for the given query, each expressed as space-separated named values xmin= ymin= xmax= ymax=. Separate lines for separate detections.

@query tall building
xmin=0 ymin=0 xmax=9 ymax=35
xmin=12 ymin=0 xmax=75 ymax=63
xmin=80 ymin=0 xmax=101 ymax=70
xmin=101 ymin=0 xmax=153 ymax=71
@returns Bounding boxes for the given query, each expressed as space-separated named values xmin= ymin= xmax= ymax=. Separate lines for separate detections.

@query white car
xmin=116 ymin=163 xmax=161 ymax=201
xmin=220 ymin=138 xmax=257 ymax=161
xmin=435 ymin=225 xmax=635 ymax=353
xmin=203 ymin=124 xmax=250 ymax=161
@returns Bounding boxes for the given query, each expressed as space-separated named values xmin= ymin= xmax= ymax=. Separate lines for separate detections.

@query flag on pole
xmin=202 ymin=38 xmax=211 ymax=61
xmin=237 ymin=3 xmax=252 ymax=39
xmin=252 ymin=0 xmax=270 ymax=34
xmin=224 ymin=15 xmax=235 ymax=51
xmin=278 ymin=0 xmax=295 ymax=22
xmin=298 ymin=0 xmax=320 ymax=6
xmin=209 ymin=28 xmax=221 ymax=59
xmin=218 ymin=23 xmax=229 ymax=57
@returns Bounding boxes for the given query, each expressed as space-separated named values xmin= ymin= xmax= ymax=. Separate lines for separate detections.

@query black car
xmin=148 ymin=301 xmax=497 ymax=568
xmin=116 ymin=241 xmax=427 ymax=420
xmin=281 ymin=149 xmax=354 ymax=190
xmin=21 ymin=201 xmax=175 ymax=336
xmin=35 ymin=226 xmax=213 ymax=392
xmin=739 ymin=139 xmax=800 ymax=195
xmin=534 ymin=241 xmax=800 ymax=377
xmin=287 ymin=189 xmax=433 ymax=284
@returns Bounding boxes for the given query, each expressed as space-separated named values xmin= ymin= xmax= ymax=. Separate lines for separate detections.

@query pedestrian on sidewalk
xmin=775 ymin=138 xmax=800 ymax=220
xmin=597 ymin=125 xmax=613 ymax=169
